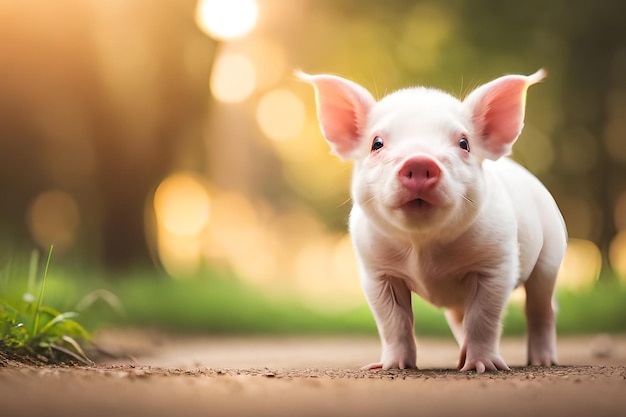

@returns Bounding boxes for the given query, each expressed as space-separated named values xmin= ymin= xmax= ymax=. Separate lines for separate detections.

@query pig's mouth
xmin=394 ymin=189 xmax=442 ymax=213
xmin=401 ymin=197 xmax=435 ymax=211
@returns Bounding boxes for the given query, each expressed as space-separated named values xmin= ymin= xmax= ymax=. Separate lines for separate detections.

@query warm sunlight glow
xmin=609 ymin=231 xmax=626 ymax=283
xmin=210 ymin=52 xmax=256 ymax=103
xmin=196 ymin=188 xmax=363 ymax=302
xmin=331 ymin=234 xmax=361 ymax=295
xmin=201 ymin=190 xmax=278 ymax=285
xmin=557 ymin=239 xmax=602 ymax=291
xmin=243 ymin=37 xmax=287 ymax=91
xmin=28 ymin=190 xmax=80 ymax=252
xmin=295 ymin=240 xmax=334 ymax=295
xmin=271 ymin=121 xmax=351 ymax=205
xmin=154 ymin=173 xmax=211 ymax=237
xmin=256 ymin=89 xmax=305 ymax=141
xmin=195 ymin=0 xmax=259 ymax=41
xmin=294 ymin=234 xmax=362 ymax=312
xmin=158 ymin=233 xmax=203 ymax=278
xmin=509 ymin=287 xmax=526 ymax=304
xmin=203 ymin=191 xmax=257 ymax=257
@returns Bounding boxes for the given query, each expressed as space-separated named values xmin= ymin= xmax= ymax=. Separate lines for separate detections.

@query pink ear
xmin=297 ymin=71 xmax=376 ymax=160
xmin=464 ymin=69 xmax=546 ymax=160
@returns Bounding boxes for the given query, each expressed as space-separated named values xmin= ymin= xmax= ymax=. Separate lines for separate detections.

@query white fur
xmin=300 ymin=71 xmax=567 ymax=373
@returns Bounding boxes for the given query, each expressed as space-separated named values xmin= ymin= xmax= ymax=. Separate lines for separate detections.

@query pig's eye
xmin=371 ymin=136 xmax=384 ymax=152
xmin=459 ymin=137 xmax=470 ymax=152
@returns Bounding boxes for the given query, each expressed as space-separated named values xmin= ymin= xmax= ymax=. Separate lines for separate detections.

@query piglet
xmin=298 ymin=69 xmax=567 ymax=373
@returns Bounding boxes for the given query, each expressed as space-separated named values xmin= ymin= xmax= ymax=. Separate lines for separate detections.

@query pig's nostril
xmin=399 ymin=156 xmax=441 ymax=186
xmin=400 ymin=160 xmax=441 ymax=191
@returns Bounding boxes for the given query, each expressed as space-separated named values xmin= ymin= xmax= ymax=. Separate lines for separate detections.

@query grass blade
xmin=38 ymin=312 xmax=79 ymax=335
xmin=50 ymin=336 xmax=94 ymax=366
xmin=62 ymin=335 xmax=93 ymax=364
xmin=31 ymin=245 xmax=54 ymax=338
xmin=75 ymin=289 xmax=125 ymax=315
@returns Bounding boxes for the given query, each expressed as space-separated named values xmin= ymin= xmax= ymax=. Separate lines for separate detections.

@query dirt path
xmin=1 ymin=332 xmax=625 ymax=417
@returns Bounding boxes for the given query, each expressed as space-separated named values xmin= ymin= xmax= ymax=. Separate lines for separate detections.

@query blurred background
xmin=1 ymin=0 xmax=625 ymax=334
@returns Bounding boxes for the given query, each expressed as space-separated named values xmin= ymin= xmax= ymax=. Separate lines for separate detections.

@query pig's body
xmin=352 ymin=158 xmax=564 ymax=307
xmin=300 ymin=70 xmax=567 ymax=373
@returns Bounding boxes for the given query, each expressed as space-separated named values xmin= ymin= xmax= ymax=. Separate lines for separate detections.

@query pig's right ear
xmin=463 ymin=69 xmax=546 ymax=160
xmin=297 ymin=72 xmax=376 ymax=161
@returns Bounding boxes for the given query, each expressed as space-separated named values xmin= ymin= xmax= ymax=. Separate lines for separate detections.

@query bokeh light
xmin=153 ymin=173 xmax=211 ymax=278
xmin=557 ymin=239 xmax=602 ymax=291
xmin=331 ymin=235 xmax=361 ymax=295
xmin=294 ymin=235 xmax=362 ymax=311
xmin=203 ymin=190 xmax=277 ymax=285
xmin=154 ymin=173 xmax=211 ymax=237
xmin=256 ymin=89 xmax=306 ymax=141
xmin=295 ymin=240 xmax=335 ymax=295
xmin=157 ymin=233 xmax=204 ymax=278
xmin=157 ymin=184 xmax=364 ymax=305
xmin=195 ymin=0 xmax=259 ymax=41
xmin=210 ymin=52 xmax=256 ymax=103
xmin=28 ymin=190 xmax=80 ymax=252
xmin=203 ymin=190 xmax=258 ymax=260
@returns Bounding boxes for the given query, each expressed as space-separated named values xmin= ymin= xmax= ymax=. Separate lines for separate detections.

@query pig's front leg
xmin=458 ymin=274 xmax=511 ymax=373
xmin=361 ymin=276 xmax=417 ymax=370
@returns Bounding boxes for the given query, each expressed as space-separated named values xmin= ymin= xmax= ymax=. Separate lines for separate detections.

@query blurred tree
xmin=0 ymin=1 xmax=213 ymax=272
xmin=555 ymin=0 xmax=626 ymax=275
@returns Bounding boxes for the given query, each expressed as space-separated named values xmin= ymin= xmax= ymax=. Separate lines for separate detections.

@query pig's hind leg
xmin=524 ymin=258 xmax=560 ymax=366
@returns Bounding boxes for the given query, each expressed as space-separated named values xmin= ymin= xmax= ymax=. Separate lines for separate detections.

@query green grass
xmin=103 ymin=273 xmax=626 ymax=337
xmin=2 ymin=253 xmax=625 ymax=352
xmin=0 ymin=247 xmax=93 ymax=364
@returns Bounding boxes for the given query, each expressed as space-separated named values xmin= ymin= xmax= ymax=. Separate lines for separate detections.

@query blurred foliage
xmin=2 ymin=266 xmax=625 ymax=337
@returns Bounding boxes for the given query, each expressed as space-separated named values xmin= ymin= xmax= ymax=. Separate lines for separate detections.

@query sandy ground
xmin=1 ymin=331 xmax=626 ymax=417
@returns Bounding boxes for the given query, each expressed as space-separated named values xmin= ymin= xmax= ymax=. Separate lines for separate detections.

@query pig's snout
xmin=398 ymin=156 xmax=441 ymax=192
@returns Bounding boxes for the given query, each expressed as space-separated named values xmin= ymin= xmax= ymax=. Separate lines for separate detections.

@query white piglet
xmin=299 ymin=70 xmax=567 ymax=373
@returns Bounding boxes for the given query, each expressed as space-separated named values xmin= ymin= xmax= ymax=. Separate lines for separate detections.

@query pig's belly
xmin=404 ymin=272 xmax=471 ymax=309
xmin=396 ymin=258 xmax=478 ymax=307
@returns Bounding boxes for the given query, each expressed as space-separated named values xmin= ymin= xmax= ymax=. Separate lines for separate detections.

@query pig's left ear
xmin=297 ymin=71 xmax=376 ymax=161
xmin=463 ymin=69 xmax=546 ymax=160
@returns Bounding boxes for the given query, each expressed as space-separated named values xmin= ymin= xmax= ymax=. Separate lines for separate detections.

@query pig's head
xmin=298 ymin=70 xmax=545 ymax=242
